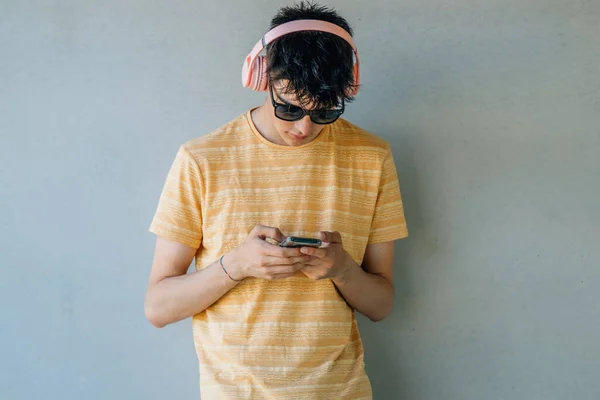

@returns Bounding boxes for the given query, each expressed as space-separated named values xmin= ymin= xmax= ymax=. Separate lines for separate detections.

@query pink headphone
xmin=241 ymin=19 xmax=361 ymax=95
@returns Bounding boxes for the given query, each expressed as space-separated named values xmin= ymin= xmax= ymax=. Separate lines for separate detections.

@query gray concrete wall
xmin=1 ymin=1 xmax=599 ymax=399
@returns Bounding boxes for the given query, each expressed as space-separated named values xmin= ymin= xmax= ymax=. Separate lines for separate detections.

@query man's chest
xmin=200 ymin=152 xmax=380 ymax=261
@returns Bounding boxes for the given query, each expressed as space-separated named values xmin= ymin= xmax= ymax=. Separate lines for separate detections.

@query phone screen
xmin=279 ymin=237 xmax=322 ymax=248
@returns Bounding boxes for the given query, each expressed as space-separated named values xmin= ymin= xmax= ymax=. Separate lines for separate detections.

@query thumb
xmin=252 ymin=224 xmax=285 ymax=242
xmin=318 ymin=231 xmax=329 ymax=243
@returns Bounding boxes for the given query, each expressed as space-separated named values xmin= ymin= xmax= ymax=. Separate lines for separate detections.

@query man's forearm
xmin=145 ymin=259 xmax=239 ymax=328
xmin=332 ymin=259 xmax=394 ymax=322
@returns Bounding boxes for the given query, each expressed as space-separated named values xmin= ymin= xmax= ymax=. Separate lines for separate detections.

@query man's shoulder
xmin=180 ymin=111 xmax=250 ymax=157
xmin=332 ymin=118 xmax=391 ymax=152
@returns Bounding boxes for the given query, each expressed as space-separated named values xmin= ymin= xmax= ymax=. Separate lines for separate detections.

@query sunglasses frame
xmin=268 ymin=83 xmax=344 ymax=125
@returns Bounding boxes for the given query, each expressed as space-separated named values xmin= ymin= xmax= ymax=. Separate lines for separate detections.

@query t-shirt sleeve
xmin=368 ymin=147 xmax=409 ymax=244
xmin=149 ymin=145 xmax=203 ymax=248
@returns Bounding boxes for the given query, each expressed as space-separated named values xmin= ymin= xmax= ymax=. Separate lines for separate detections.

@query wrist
xmin=332 ymin=253 xmax=358 ymax=286
xmin=222 ymin=250 xmax=245 ymax=281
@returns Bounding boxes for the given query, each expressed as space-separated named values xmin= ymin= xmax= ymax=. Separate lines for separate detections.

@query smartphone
xmin=279 ymin=236 xmax=322 ymax=248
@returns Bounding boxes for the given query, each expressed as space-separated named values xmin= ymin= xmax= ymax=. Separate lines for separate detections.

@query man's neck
xmin=251 ymin=105 xmax=286 ymax=146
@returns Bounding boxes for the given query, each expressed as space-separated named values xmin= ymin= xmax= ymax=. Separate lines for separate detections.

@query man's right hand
xmin=223 ymin=224 xmax=311 ymax=281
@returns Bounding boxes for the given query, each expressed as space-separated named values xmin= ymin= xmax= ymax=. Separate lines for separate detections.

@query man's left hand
xmin=299 ymin=231 xmax=353 ymax=282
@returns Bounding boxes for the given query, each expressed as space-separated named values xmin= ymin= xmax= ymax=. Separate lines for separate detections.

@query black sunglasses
xmin=269 ymin=84 xmax=344 ymax=125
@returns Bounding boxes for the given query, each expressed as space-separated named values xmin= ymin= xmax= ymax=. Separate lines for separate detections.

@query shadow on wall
xmin=358 ymin=131 xmax=431 ymax=399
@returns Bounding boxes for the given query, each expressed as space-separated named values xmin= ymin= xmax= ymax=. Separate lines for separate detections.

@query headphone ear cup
xmin=348 ymin=63 xmax=359 ymax=96
xmin=247 ymin=57 xmax=259 ymax=91
xmin=252 ymin=56 xmax=269 ymax=92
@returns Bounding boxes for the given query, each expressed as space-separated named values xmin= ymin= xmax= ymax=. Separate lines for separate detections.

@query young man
xmin=145 ymin=2 xmax=408 ymax=398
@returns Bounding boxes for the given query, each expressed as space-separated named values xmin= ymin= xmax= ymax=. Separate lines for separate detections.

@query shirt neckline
xmin=245 ymin=108 xmax=331 ymax=150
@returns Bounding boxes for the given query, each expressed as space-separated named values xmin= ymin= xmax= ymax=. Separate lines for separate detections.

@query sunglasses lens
xmin=275 ymin=104 xmax=304 ymax=121
xmin=311 ymin=109 xmax=343 ymax=124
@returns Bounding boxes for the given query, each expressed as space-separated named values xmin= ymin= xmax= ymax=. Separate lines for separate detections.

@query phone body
xmin=279 ymin=236 xmax=322 ymax=248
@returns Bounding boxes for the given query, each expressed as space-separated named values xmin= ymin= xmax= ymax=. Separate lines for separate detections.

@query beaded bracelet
xmin=220 ymin=255 xmax=242 ymax=282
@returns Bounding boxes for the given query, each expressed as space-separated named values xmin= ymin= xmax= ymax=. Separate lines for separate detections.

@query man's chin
xmin=285 ymin=132 xmax=313 ymax=146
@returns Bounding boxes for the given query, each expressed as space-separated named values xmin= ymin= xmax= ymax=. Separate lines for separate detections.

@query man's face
xmin=266 ymin=81 xmax=328 ymax=147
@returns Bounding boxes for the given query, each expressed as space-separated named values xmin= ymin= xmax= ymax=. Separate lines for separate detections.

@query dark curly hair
xmin=267 ymin=2 xmax=357 ymax=110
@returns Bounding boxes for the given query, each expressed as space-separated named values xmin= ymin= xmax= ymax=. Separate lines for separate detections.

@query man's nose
xmin=294 ymin=115 xmax=313 ymax=134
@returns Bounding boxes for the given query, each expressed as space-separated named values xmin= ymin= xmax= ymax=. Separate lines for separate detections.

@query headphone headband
xmin=242 ymin=19 xmax=361 ymax=93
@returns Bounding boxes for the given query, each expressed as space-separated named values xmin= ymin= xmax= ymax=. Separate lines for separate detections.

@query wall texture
xmin=1 ymin=1 xmax=599 ymax=399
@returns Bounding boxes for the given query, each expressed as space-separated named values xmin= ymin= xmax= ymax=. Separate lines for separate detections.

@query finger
xmin=275 ymin=262 xmax=306 ymax=272
xmin=252 ymin=225 xmax=285 ymax=242
xmin=264 ymin=264 xmax=304 ymax=277
xmin=330 ymin=231 xmax=343 ymax=243
xmin=318 ymin=231 xmax=329 ymax=243
xmin=299 ymin=246 xmax=328 ymax=258
xmin=263 ymin=255 xmax=311 ymax=266
xmin=264 ymin=237 xmax=281 ymax=246
xmin=303 ymin=259 xmax=319 ymax=267
xmin=268 ymin=272 xmax=297 ymax=280
xmin=319 ymin=231 xmax=342 ymax=245
xmin=263 ymin=244 xmax=305 ymax=258
xmin=304 ymin=254 xmax=325 ymax=264
xmin=299 ymin=265 xmax=319 ymax=278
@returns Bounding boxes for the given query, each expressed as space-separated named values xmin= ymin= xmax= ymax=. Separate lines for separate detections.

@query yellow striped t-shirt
xmin=150 ymin=109 xmax=408 ymax=399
